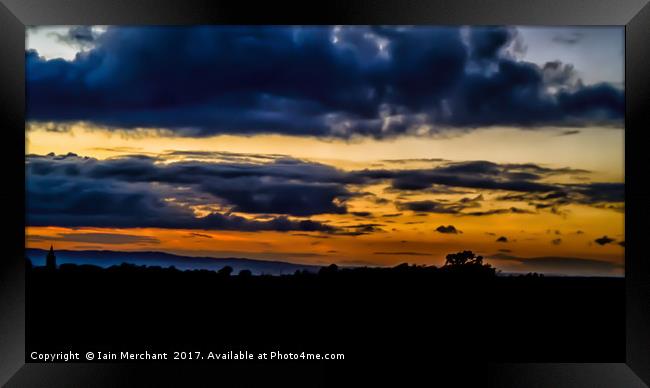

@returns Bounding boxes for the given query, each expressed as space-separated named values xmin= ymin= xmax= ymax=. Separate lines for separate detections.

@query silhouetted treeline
xmin=26 ymin=251 xmax=623 ymax=364
xmin=25 ymin=249 xmax=508 ymax=278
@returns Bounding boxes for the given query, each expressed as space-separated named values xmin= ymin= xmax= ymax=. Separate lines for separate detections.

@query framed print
xmin=1 ymin=0 xmax=649 ymax=386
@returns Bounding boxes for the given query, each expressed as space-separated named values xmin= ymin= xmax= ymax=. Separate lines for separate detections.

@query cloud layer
xmin=26 ymin=26 xmax=624 ymax=138
xmin=26 ymin=152 xmax=624 ymax=232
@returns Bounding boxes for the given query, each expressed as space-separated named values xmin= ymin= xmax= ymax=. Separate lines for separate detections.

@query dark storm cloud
xmin=396 ymin=200 xmax=464 ymax=214
xmin=353 ymin=160 xmax=589 ymax=195
xmin=27 ymin=152 xmax=354 ymax=217
xmin=27 ymin=26 xmax=623 ymax=138
xmin=336 ymin=223 xmax=385 ymax=236
xmin=380 ymin=159 xmax=595 ymax=216
xmin=435 ymin=225 xmax=461 ymax=234
xmin=594 ymin=236 xmax=616 ymax=246
xmin=395 ymin=192 xmax=492 ymax=216
xmin=462 ymin=207 xmax=535 ymax=216
xmin=28 ymin=153 xmax=623 ymax=229
xmin=496 ymin=236 xmax=509 ymax=243
xmin=495 ymin=182 xmax=623 ymax=214
xmin=200 ymin=180 xmax=349 ymax=216
xmin=395 ymin=197 xmax=515 ymax=216
xmin=468 ymin=26 xmax=513 ymax=61
xmin=26 ymin=160 xmax=340 ymax=233
xmin=569 ymin=183 xmax=624 ymax=204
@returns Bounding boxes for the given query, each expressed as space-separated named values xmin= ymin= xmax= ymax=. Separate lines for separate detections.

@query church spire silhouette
xmin=46 ymin=245 xmax=56 ymax=269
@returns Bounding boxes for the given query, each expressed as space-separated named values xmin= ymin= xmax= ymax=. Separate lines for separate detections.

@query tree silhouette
xmin=444 ymin=250 xmax=484 ymax=266
xmin=441 ymin=250 xmax=496 ymax=277
xmin=218 ymin=266 xmax=233 ymax=276
xmin=318 ymin=263 xmax=339 ymax=276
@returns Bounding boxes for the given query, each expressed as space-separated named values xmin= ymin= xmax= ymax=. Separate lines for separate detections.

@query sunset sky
xmin=25 ymin=26 xmax=624 ymax=276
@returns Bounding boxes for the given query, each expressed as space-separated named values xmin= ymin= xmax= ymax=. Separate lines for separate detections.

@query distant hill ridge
xmin=25 ymin=248 xmax=321 ymax=275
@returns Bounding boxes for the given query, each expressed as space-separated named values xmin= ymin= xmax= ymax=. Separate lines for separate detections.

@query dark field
xmin=26 ymin=264 xmax=624 ymax=364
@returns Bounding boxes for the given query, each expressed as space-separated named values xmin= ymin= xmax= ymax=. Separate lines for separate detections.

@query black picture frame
xmin=1 ymin=1 xmax=649 ymax=386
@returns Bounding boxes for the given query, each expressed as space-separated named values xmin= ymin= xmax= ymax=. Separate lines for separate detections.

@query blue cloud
xmin=26 ymin=26 xmax=623 ymax=138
